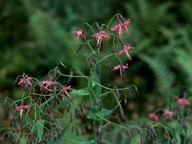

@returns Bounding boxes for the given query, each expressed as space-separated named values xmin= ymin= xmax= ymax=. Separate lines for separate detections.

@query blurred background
xmin=1 ymin=0 xmax=192 ymax=128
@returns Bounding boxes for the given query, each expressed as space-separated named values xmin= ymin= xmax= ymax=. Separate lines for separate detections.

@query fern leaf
xmin=139 ymin=54 xmax=176 ymax=98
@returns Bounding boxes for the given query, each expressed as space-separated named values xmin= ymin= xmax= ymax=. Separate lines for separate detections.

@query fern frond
xmin=125 ymin=0 xmax=172 ymax=33
xmin=139 ymin=54 xmax=176 ymax=98
xmin=178 ymin=28 xmax=192 ymax=53
xmin=174 ymin=49 xmax=192 ymax=95
xmin=174 ymin=28 xmax=192 ymax=95
xmin=175 ymin=49 xmax=192 ymax=79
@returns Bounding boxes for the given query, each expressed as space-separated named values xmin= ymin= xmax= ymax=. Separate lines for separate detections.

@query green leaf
xmin=92 ymin=70 xmax=102 ymax=98
xmin=69 ymin=88 xmax=89 ymax=97
xmin=32 ymin=120 xmax=44 ymax=142
xmin=47 ymin=122 xmax=91 ymax=144
xmin=87 ymin=108 xmax=114 ymax=121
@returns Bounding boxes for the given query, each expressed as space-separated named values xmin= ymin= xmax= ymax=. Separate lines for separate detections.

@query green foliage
xmin=0 ymin=0 xmax=128 ymax=96
xmin=174 ymin=28 xmax=192 ymax=95
xmin=139 ymin=54 xmax=176 ymax=98
xmin=87 ymin=108 xmax=114 ymax=121
xmin=32 ymin=120 xmax=44 ymax=142
xmin=122 ymin=0 xmax=192 ymax=100
xmin=124 ymin=0 xmax=174 ymax=47
xmin=1 ymin=0 xmax=192 ymax=143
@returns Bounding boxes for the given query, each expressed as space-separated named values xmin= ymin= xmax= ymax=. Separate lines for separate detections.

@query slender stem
xmin=34 ymin=104 xmax=37 ymax=121
xmin=59 ymin=73 xmax=90 ymax=79
xmin=153 ymin=122 xmax=173 ymax=140
xmin=9 ymin=96 xmax=30 ymax=107
xmin=95 ymin=114 xmax=133 ymax=139
xmin=87 ymin=40 xmax=95 ymax=53
xmin=97 ymin=53 xmax=114 ymax=64
xmin=60 ymin=69 xmax=135 ymax=92
xmin=106 ymin=13 xmax=120 ymax=29
xmin=84 ymin=22 xmax=95 ymax=34
xmin=112 ymin=91 xmax=123 ymax=111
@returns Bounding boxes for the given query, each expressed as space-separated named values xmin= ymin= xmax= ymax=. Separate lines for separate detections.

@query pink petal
xmin=118 ymin=49 xmax=125 ymax=55
xmin=23 ymin=105 xmax=29 ymax=109
xmin=163 ymin=110 xmax=174 ymax=118
xmin=81 ymin=33 xmax=86 ymax=40
xmin=185 ymin=121 xmax=189 ymax=127
xmin=121 ymin=20 xmax=130 ymax=32
xmin=103 ymin=34 xmax=110 ymax=39
xmin=62 ymin=85 xmax=71 ymax=95
xmin=123 ymin=45 xmax=134 ymax=50
xmin=111 ymin=25 xmax=121 ymax=31
xmin=16 ymin=106 xmax=22 ymax=110
xmin=148 ymin=113 xmax=159 ymax=121
xmin=118 ymin=29 xmax=123 ymax=38
xmin=177 ymin=97 xmax=190 ymax=106
xmin=123 ymin=63 xmax=128 ymax=69
xmin=113 ymin=65 xmax=121 ymax=71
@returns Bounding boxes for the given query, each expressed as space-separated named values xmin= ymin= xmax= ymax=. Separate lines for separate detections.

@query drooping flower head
xmin=121 ymin=20 xmax=130 ymax=33
xmin=72 ymin=29 xmax=86 ymax=40
xmin=41 ymin=80 xmax=55 ymax=86
xmin=163 ymin=110 xmax=174 ymax=118
xmin=16 ymin=105 xmax=29 ymax=119
xmin=148 ymin=113 xmax=159 ymax=121
xmin=61 ymin=85 xmax=72 ymax=101
xmin=113 ymin=63 xmax=128 ymax=78
xmin=118 ymin=44 xmax=134 ymax=60
xmin=111 ymin=24 xmax=123 ymax=38
xmin=185 ymin=121 xmax=189 ymax=127
xmin=40 ymin=80 xmax=56 ymax=92
xmin=177 ymin=97 xmax=190 ymax=109
xmin=92 ymin=31 xmax=110 ymax=46
xmin=17 ymin=75 xmax=32 ymax=87
xmin=111 ymin=19 xmax=130 ymax=38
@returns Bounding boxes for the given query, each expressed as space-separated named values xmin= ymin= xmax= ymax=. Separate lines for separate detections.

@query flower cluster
xmin=40 ymin=80 xmax=56 ymax=92
xmin=72 ymin=14 xmax=134 ymax=78
xmin=177 ymin=97 xmax=190 ymax=110
xmin=148 ymin=96 xmax=190 ymax=128
xmin=17 ymin=75 xmax=32 ymax=87
xmin=14 ymin=74 xmax=73 ymax=120
xmin=3 ymin=13 xmax=192 ymax=144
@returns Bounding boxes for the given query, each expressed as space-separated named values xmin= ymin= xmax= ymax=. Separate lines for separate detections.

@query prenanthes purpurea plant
xmin=1 ymin=14 xmax=191 ymax=144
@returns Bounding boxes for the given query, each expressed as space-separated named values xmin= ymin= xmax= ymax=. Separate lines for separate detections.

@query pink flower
xmin=177 ymin=97 xmax=190 ymax=106
xmin=111 ymin=24 xmax=123 ymax=38
xmin=163 ymin=110 xmax=174 ymax=118
xmin=185 ymin=121 xmax=189 ymax=127
xmin=177 ymin=97 xmax=190 ymax=109
xmin=92 ymin=31 xmax=110 ymax=46
xmin=40 ymin=80 xmax=55 ymax=92
xmin=148 ymin=113 xmax=159 ymax=121
xmin=41 ymin=80 xmax=55 ymax=87
xmin=113 ymin=63 xmax=128 ymax=78
xmin=118 ymin=45 xmax=134 ymax=60
xmin=111 ymin=19 xmax=130 ymax=38
xmin=61 ymin=85 xmax=72 ymax=101
xmin=16 ymin=105 xmax=29 ymax=119
xmin=72 ymin=29 xmax=86 ymax=40
xmin=18 ymin=75 xmax=32 ymax=87
xmin=121 ymin=20 xmax=130 ymax=32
